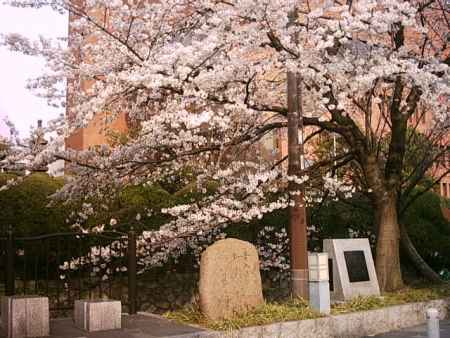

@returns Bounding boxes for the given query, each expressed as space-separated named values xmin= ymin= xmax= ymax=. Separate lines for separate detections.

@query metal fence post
xmin=5 ymin=226 xmax=15 ymax=296
xmin=128 ymin=229 xmax=137 ymax=314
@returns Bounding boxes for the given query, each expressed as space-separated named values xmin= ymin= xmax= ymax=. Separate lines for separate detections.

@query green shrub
xmin=64 ymin=183 xmax=177 ymax=234
xmin=402 ymin=190 xmax=450 ymax=271
xmin=309 ymin=195 xmax=374 ymax=248
xmin=0 ymin=173 xmax=69 ymax=236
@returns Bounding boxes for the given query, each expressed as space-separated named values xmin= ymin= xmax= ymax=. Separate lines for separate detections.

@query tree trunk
xmin=375 ymin=191 xmax=404 ymax=291
xmin=400 ymin=222 xmax=443 ymax=283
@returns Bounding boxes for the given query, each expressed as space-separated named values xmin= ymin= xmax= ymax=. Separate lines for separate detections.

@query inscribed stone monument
xmin=199 ymin=238 xmax=264 ymax=320
xmin=323 ymin=238 xmax=380 ymax=301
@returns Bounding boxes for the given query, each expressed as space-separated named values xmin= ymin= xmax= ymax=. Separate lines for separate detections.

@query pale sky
xmin=0 ymin=4 xmax=68 ymax=137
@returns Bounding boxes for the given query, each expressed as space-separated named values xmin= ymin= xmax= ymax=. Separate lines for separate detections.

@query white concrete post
xmin=308 ymin=253 xmax=331 ymax=314
xmin=426 ymin=308 xmax=440 ymax=338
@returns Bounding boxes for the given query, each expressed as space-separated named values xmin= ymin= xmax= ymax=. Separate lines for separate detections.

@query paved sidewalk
xmin=2 ymin=314 xmax=450 ymax=337
xmin=1 ymin=313 xmax=208 ymax=338
xmin=368 ymin=320 xmax=450 ymax=338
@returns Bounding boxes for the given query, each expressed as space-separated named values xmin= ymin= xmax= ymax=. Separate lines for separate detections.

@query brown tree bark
xmin=365 ymin=155 xmax=404 ymax=292
xmin=375 ymin=190 xmax=404 ymax=291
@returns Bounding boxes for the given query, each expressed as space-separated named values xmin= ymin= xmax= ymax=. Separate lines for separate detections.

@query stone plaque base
xmin=324 ymin=238 xmax=380 ymax=301
xmin=1 ymin=296 xmax=49 ymax=338
xmin=74 ymin=300 xmax=121 ymax=332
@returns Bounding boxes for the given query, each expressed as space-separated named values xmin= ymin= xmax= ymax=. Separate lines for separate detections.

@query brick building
xmin=64 ymin=2 xmax=449 ymax=198
xmin=65 ymin=2 xmax=128 ymax=151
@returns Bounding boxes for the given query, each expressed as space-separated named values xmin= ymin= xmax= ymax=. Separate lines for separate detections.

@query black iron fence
xmin=0 ymin=227 xmax=138 ymax=315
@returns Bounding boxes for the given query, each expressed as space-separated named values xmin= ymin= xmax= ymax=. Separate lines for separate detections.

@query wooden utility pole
xmin=287 ymin=71 xmax=309 ymax=299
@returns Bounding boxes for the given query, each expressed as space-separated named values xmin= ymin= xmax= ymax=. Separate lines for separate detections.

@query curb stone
xmin=162 ymin=298 xmax=450 ymax=338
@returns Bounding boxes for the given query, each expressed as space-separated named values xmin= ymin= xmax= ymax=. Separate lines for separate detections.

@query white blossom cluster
xmin=323 ymin=173 xmax=356 ymax=199
xmin=59 ymin=240 xmax=127 ymax=281
xmin=1 ymin=0 xmax=448 ymax=273
xmin=257 ymin=226 xmax=290 ymax=282
xmin=59 ymin=223 xmax=296 ymax=282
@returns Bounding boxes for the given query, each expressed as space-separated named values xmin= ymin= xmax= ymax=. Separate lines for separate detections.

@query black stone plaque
xmin=344 ymin=250 xmax=370 ymax=283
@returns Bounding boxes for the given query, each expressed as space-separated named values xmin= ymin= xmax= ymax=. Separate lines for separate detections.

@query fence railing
xmin=0 ymin=227 xmax=138 ymax=315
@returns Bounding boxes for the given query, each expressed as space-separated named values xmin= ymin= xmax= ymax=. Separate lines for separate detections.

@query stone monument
xmin=199 ymin=238 xmax=264 ymax=320
xmin=324 ymin=238 xmax=380 ymax=301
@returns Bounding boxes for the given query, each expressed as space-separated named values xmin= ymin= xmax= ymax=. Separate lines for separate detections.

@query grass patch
xmin=165 ymin=284 xmax=450 ymax=331
xmin=332 ymin=284 xmax=450 ymax=315
xmin=164 ymin=298 xmax=322 ymax=331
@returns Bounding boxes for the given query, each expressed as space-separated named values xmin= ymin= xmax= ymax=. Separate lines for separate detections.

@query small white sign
xmin=308 ymin=252 xmax=329 ymax=282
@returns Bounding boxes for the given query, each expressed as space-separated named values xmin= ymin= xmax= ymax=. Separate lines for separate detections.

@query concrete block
xmin=311 ymin=317 xmax=332 ymax=338
xmin=1 ymin=296 xmax=49 ymax=338
xmin=236 ymin=325 xmax=262 ymax=338
xmin=279 ymin=321 xmax=299 ymax=338
xmin=262 ymin=322 xmax=282 ymax=337
xmin=74 ymin=299 xmax=121 ymax=332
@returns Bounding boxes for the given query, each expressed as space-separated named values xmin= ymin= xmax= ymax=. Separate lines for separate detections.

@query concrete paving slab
xmin=366 ymin=320 xmax=450 ymax=338
xmin=1 ymin=314 xmax=208 ymax=338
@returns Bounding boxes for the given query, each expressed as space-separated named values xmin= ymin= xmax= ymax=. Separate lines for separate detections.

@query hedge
xmin=0 ymin=173 xmax=68 ymax=236
xmin=1 ymin=173 xmax=448 ymax=272
xmin=403 ymin=191 xmax=450 ymax=271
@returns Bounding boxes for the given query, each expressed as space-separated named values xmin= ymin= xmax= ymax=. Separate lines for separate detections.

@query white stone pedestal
xmin=309 ymin=281 xmax=331 ymax=314
xmin=308 ymin=252 xmax=331 ymax=315
xmin=1 ymin=296 xmax=49 ymax=338
xmin=74 ymin=300 xmax=121 ymax=332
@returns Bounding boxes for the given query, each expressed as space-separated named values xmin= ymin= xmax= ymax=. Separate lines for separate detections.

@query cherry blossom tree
xmin=2 ymin=0 xmax=449 ymax=291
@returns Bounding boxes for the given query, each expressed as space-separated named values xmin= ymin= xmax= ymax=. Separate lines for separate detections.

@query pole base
xmin=291 ymin=269 xmax=309 ymax=300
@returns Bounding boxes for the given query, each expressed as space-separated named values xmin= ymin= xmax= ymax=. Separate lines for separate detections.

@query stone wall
xmin=138 ymin=272 xmax=199 ymax=314
xmin=262 ymin=275 xmax=291 ymax=302
xmin=136 ymin=271 xmax=291 ymax=314
xmin=0 ymin=272 xmax=290 ymax=316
